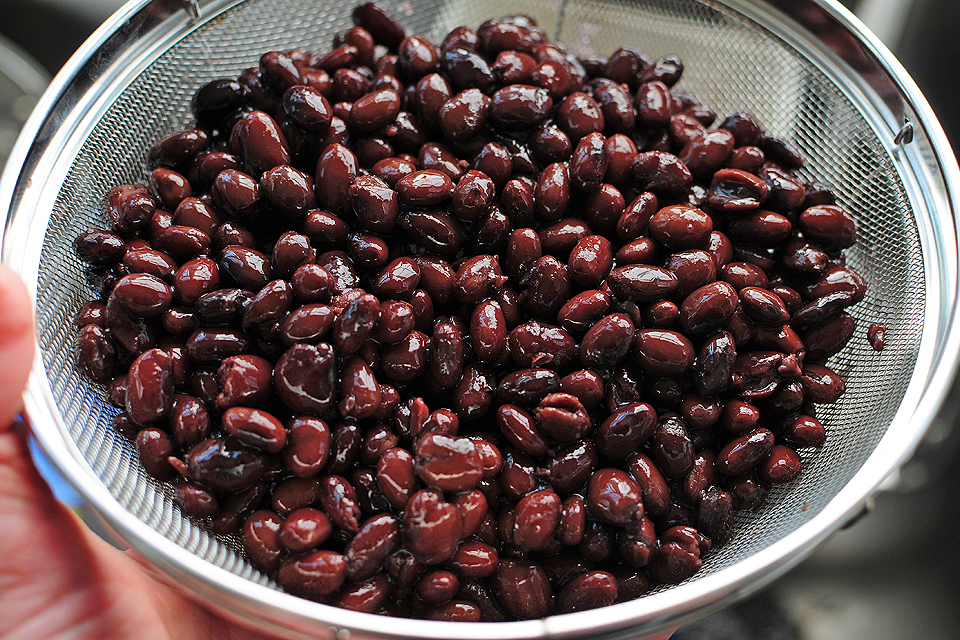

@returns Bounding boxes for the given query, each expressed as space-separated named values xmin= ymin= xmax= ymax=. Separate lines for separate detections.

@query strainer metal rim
xmin=3 ymin=0 xmax=960 ymax=638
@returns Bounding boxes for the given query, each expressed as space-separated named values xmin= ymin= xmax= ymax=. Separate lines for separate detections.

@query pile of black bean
xmin=72 ymin=1 xmax=868 ymax=622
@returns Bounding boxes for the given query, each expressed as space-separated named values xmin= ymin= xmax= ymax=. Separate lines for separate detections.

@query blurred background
xmin=1 ymin=0 xmax=958 ymax=638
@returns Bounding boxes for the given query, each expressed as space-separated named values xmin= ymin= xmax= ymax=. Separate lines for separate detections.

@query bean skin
xmin=587 ymin=468 xmax=643 ymax=525
xmin=568 ymin=235 xmax=613 ymax=288
xmin=415 ymin=433 xmax=483 ymax=491
xmin=543 ymin=439 xmax=598 ymax=495
xmin=316 ymin=143 xmax=358 ymax=214
xmin=278 ymin=550 xmax=348 ymax=601
xmin=377 ymin=447 xmax=418 ymax=508
xmin=402 ymin=489 xmax=462 ymax=565
xmin=508 ymin=321 xmax=576 ymax=370
xmin=595 ymin=402 xmax=657 ymax=459
xmin=679 ymin=281 xmax=739 ymax=335
xmin=512 ymin=488 xmax=562 ymax=551
xmin=607 ymin=264 xmax=678 ymax=302
xmin=492 ymin=560 xmax=552 ymax=620
xmin=535 ymin=393 xmax=590 ymax=442
xmin=126 ymin=348 xmax=175 ymax=427
xmin=274 ymin=343 xmax=337 ymax=415
xmin=222 ymin=407 xmax=286 ymax=453
xmin=716 ymin=428 xmax=775 ymax=476
xmin=555 ymin=571 xmax=618 ymax=614
xmin=497 ymin=404 xmax=549 ymax=457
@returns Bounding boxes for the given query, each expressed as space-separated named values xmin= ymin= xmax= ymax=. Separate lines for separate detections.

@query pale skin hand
xmin=0 ymin=264 xmax=675 ymax=640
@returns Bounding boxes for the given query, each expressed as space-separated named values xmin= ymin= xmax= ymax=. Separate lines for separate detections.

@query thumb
xmin=0 ymin=263 xmax=34 ymax=430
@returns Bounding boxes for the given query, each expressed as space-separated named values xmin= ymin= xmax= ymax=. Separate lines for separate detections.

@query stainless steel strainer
xmin=2 ymin=0 xmax=959 ymax=638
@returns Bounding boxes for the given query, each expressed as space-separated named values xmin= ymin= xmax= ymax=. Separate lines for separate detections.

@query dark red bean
xmin=665 ymin=249 xmax=716 ymax=299
xmin=650 ymin=414 xmax=696 ymax=479
xmin=315 ymin=143 xmax=358 ymax=214
xmin=236 ymin=111 xmax=290 ymax=176
xmin=490 ymin=84 xmax=553 ymax=130
xmin=508 ymin=320 xmax=576 ymax=369
xmin=342 ymin=513 xmax=401 ymax=582
xmin=579 ymin=312 xmax=633 ymax=369
xmin=799 ymin=363 xmax=846 ymax=403
xmin=569 ymin=131 xmax=608 ymax=193
xmin=697 ymin=487 xmax=734 ymax=546
xmin=450 ymin=171 xmax=494 ymax=222
xmin=125 ymin=348 xmax=175 ymax=427
xmin=798 ymin=204 xmax=857 ymax=250
xmin=399 ymin=209 xmax=465 ymax=258
xmin=626 ymin=452 xmax=670 ymax=516
xmin=758 ymin=445 xmax=802 ymax=484
xmin=414 ymin=433 xmax=482 ymax=492
xmin=553 ymin=370 xmax=601 ymax=409
xmin=727 ymin=209 xmax=792 ymax=246
xmin=402 ymin=489 xmax=462 ymax=565
xmin=497 ymin=404 xmax=549 ymax=457
xmin=567 ymin=235 xmax=613 ymax=289
xmin=148 ymin=128 xmax=209 ymax=170
xmin=648 ymin=204 xmax=712 ymax=250
xmin=260 ymin=165 xmax=317 ymax=218
xmin=76 ymin=324 xmax=116 ymax=384
xmin=739 ymin=286 xmax=789 ymax=326
xmin=587 ymin=468 xmax=642 ymax=525
xmin=75 ymin=229 xmax=126 ymax=266
xmin=449 ymin=540 xmax=499 ymax=578
xmin=222 ymin=407 xmax=287 ymax=453
xmin=539 ymin=441 xmax=594 ymax=497
xmin=470 ymin=300 xmax=507 ymax=362
xmin=278 ymin=507 xmax=332 ymax=553
xmin=278 ymin=549 xmax=347 ymax=601
xmin=492 ymin=560 xmax=552 ymax=620
xmin=521 ymin=256 xmax=570 ymax=320
xmin=243 ymin=510 xmax=285 ymax=573
xmin=274 ymin=343 xmax=337 ymax=415
xmin=647 ymin=526 xmax=702 ymax=585
xmin=535 ymin=393 xmax=591 ymax=442
xmin=555 ymin=571 xmax=618 ymax=614
xmin=182 ymin=436 xmax=266 ymax=492
xmin=381 ymin=330 xmax=429 ymax=382
xmin=191 ymin=78 xmax=246 ymax=125
xmin=556 ymin=92 xmax=604 ymax=142
xmin=347 ymin=89 xmax=400 ymax=134
xmin=438 ymin=88 xmax=490 ymax=143
xmin=175 ymin=481 xmax=219 ymax=518
xmin=868 ymin=322 xmax=886 ymax=352
xmin=716 ymin=427 xmax=775 ymax=476
xmin=633 ymin=329 xmax=694 ymax=376
xmin=215 ymin=354 xmax=272 ymax=410
xmin=512 ymin=488 xmax=561 ymax=551
xmin=679 ymin=281 xmax=739 ymax=335
xmin=281 ymin=417 xmax=329 ymax=478
xmin=606 ymin=264 xmax=678 ymax=302
xmin=442 ymin=47 xmax=495 ymax=93
xmin=634 ymin=80 xmax=672 ymax=128
xmin=596 ymin=402 xmax=657 ymax=459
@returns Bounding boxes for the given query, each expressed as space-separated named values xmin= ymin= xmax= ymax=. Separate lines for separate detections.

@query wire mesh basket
xmin=2 ymin=0 xmax=959 ymax=638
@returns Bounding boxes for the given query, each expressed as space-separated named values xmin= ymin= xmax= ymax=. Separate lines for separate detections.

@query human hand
xmin=0 ymin=263 xmax=675 ymax=640
xmin=0 ymin=264 xmax=283 ymax=640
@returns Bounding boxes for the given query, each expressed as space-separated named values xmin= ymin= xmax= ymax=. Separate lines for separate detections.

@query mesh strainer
xmin=2 ymin=0 xmax=959 ymax=638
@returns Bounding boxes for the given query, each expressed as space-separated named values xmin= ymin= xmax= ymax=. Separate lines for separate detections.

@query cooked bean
xmin=73 ymin=8 xmax=874 ymax=617
xmin=402 ymin=489 xmax=462 ymax=565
